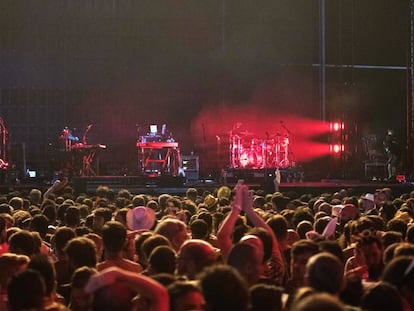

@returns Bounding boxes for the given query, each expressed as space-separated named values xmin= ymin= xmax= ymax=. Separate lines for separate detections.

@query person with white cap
xmin=360 ymin=193 xmax=376 ymax=215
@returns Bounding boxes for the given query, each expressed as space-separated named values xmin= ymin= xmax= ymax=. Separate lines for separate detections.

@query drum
xmin=265 ymin=140 xmax=276 ymax=167
xmin=239 ymin=150 xmax=253 ymax=167
xmin=238 ymin=149 xmax=263 ymax=168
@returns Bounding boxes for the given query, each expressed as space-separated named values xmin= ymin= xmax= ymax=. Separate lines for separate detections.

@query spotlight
xmin=330 ymin=144 xmax=344 ymax=154
xmin=329 ymin=121 xmax=344 ymax=132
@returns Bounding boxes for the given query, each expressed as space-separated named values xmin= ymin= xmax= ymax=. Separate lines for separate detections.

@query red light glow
xmin=330 ymin=144 xmax=344 ymax=154
xmin=192 ymin=104 xmax=338 ymax=164
xmin=330 ymin=121 xmax=344 ymax=132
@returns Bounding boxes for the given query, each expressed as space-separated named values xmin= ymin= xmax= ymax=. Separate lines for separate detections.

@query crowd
xmin=0 ymin=179 xmax=414 ymax=311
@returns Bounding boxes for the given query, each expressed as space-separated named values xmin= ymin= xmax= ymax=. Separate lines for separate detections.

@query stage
xmin=1 ymin=175 xmax=412 ymax=199
xmin=71 ymin=176 xmax=414 ymax=197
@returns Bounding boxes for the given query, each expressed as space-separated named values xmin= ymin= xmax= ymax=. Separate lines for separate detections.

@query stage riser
xmin=1 ymin=178 xmax=413 ymax=198
xmin=72 ymin=176 xmax=185 ymax=195
xmin=223 ymin=168 xmax=304 ymax=184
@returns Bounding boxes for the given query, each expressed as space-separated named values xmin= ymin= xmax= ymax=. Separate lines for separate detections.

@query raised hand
xmin=231 ymin=180 xmax=244 ymax=211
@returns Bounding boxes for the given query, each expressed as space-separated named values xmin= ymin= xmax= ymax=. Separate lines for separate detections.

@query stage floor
xmin=1 ymin=176 xmax=412 ymax=198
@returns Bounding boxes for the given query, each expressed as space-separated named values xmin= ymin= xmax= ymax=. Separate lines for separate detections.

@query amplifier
xmin=182 ymin=155 xmax=199 ymax=181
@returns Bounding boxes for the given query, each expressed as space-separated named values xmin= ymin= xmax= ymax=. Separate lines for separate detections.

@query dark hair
xmin=186 ymin=187 xmax=198 ymax=198
xmin=386 ymin=218 xmax=407 ymax=240
xmin=96 ymin=185 xmax=110 ymax=198
xmin=52 ymin=226 xmax=76 ymax=255
xmin=297 ymin=221 xmax=314 ymax=240
xmin=361 ymin=282 xmax=404 ymax=311
xmin=190 ymin=219 xmax=209 ymax=240
xmin=249 ymin=283 xmax=283 ymax=311
xmin=0 ymin=203 xmax=13 ymax=215
xmin=291 ymin=292 xmax=345 ymax=311
xmin=382 ymin=231 xmax=403 ymax=250
xmin=42 ymin=204 xmax=57 ymax=224
xmin=381 ymin=256 xmax=414 ymax=291
xmin=228 ymin=243 xmax=261 ymax=285
xmin=148 ymin=245 xmax=176 ymax=275
xmin=314 ymin=217 xmax=330 ymax=235
xmin=94 ymin=207 xmax=113 ymax=222
xmin=292 ymin=207 xmax=314 ymax=228
xmin=142 ymin=234 xmax=171 ymax=261
xmin=394 ymin=242 xmax=414 ymax=257
xmin=407 ymin=225 xmax=414 ymax=243
xmin=65 ymin=206 xmax=81 ymax=227
xmin=318 ymin=240 xmax=344 ymax=264
xmin=197 ymin=212 xmax=213 ymax=232
xmin=355 ymin=217 xmax=375 ymax=234
xmin=267 ymin=215 xmax=288 ymax=241
xmin=379 ymin=201 xmax=397 ymax=221
xmin=291 ymin=240 xmax=319 ymax=259
xmin=306 ymin=252 xmax=344 ymax=295
xmin=9 ymin=230 xmax=36 ymax=257
xmin=30 ymin=214 xmax=49 ymax=239
xmin=356 ymin=233 xmax=383 ymax=251
xmin=27 ymin=253 xmax=56 ymax=296
xmin=71 ymin=266 xmax=97 ymax=289
xmin=168 ymin=281 xmax=202 ymax=311
xmin=199 ymin=265 xmax=248 ymax=311
xmin=8 ymin=269 xmax=46 ymax=311
xmin=64 ymin=236 xmax=97 ymax=271
xmin=132 ymin=194 xmax=147 ymax=207
xmin=248 ymin=227 xmax=273 ymax=263
xmin=101 ymin=221 xmax=127 ymax=253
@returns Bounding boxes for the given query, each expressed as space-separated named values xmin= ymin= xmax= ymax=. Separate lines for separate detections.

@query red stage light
xmin=330 ymin=144 xmax=344 ymax=154
xmin=330 ymin=121 xmax=344 ymax=132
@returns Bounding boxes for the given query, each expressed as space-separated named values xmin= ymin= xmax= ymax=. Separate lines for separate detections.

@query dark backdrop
xmin=0 ymin=0 xmax=409 ymax=180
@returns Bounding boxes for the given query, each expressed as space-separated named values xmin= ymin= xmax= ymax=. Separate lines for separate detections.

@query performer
xmin=0 ymin=117 xmax=9 ymax=183
xmin=274 ymin=168 xmax=281 ymax=192
xmin=383 ymin=129 xmax=401 ymax=180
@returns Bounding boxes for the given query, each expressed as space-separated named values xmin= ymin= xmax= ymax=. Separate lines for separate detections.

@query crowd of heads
xmin=0 ymin=182 xmax=414 ymax=310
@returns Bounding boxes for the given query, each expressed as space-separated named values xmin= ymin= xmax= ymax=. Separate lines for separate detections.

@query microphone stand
xmin=279 ymin=121 xmax=294 ymax=167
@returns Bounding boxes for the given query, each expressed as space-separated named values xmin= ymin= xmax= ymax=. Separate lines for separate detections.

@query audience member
xmin=146 ymin=245 xmax=176 ymax=275
xmin=3 ymin=177 xmax=414 ymax=311
xmin=290 ymin=292 xmax=346 ymax=311
xmin=8 ymin=229 xmax=36 ymax=257
xmin=154 ymin=218 xmax=188 ymax=252
xmin=68 ymin=266 xmax=97 ymax=311
xmin=198 ymin=264 xmax=249 ymax=311
xmin=85 ymin=266 xmax=169 ymax=311
xmin=168 ymin=280 xmax=205 ymax=311
xmin=7 ymin=269 xmax=47 ymax=311
xmin=64 ymin=236 xmax=97 ymax=275
xmin=97 ymin=220 xmax=142 ymax=273
xmin=28 ymin=253 xmax=67 ymax=309
xmin=176 ymin=239 xmax=217 ymax=280
xmin=285 ymin=239 xmax=319 ymax=296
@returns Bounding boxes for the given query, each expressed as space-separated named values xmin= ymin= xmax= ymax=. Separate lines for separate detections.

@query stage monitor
xmin=149 ymin=124 xmax=158 ymax=135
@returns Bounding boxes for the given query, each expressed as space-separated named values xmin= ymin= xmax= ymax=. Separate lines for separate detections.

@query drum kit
xmin=230 ymin=130 xmax=290 ymax=169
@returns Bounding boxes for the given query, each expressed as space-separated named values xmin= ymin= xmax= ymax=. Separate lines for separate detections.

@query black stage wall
xmin=0 ymin=1 xmax=409 ymax=181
